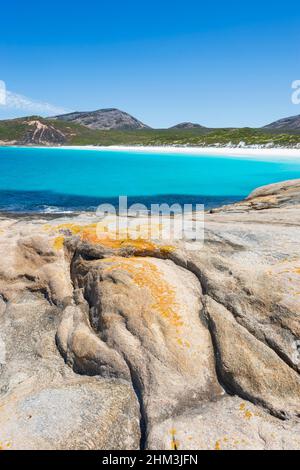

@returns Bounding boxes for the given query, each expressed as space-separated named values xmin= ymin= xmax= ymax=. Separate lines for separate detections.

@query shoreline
xmin=1 ymin=144 xmax=300 ymax=159
xmin=81 ymin=145 xmax=300 ymax=159
xmin=0 ymin=195 xmax=244 ymax=218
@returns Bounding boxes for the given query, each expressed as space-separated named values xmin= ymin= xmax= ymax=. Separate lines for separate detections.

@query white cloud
xmin=0 ymin=82 xmax=67 ymax=115
xmin=0 ymin=80 xmax=6 ymax=105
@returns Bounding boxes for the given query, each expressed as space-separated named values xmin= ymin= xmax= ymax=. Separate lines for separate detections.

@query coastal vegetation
xmin=1 ymin=116 xmax=300 ymax=147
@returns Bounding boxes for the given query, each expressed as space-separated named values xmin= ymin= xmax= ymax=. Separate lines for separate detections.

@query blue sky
xmin=1 ymin=0 xmax=300 ymax=127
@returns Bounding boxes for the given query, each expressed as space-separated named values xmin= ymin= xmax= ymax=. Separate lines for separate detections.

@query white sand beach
xmin=60 ymin=145 xmax=300 ymax=160
xmin=2 ymin=143 xmax=300 ymax=160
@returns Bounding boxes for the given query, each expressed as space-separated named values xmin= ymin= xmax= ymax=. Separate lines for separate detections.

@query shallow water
xmin=0 ymin=146 xmax=300 ymax=212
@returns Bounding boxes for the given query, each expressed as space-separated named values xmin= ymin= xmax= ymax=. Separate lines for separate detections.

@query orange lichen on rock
xmin=239 ymin=402 xmax=253 ymax=420
xmin=52 ymin=222 xmax=89 ymax=236
xmin=170 ymin=428 xmax=179 ymax=450
xmin=0 ymin=441 xmax=11 ymax=450
xmin=214 ymin=440 xmax=221 ymax=450
xmin=53 ymin=236 xmax=65 ymax=250
xmin=81 ymin=230 xmax=175 ymax=256
xmin=177 ymin=339 xmax=191 ymax=347
xmin=244 ymin=410 xmax=253 ymax=420
xmin=102 ymin=257 xmax=184 ymax=331
xmin=51 ymin=222 xmax=175 ymax=255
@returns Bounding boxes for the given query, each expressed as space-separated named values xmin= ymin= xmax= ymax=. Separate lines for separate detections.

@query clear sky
xmin=1 ymin=0 xmax=300 ymax=127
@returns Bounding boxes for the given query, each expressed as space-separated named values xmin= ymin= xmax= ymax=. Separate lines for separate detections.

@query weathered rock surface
xmin=0 ymin=380 xmax=140 ymax=450
xmin=211 ymin=178 xmax=300 ymax=211
xmin=0 ymin=222 xmax=73 ymax=305
xmin=0 ymin=178 xmax=300 ymax=449
xmin=0 ymin=220 xmax=142 ymax=450
xmin=57 ymin=256 xmax=222 ymax=428
xmin=148 ymin=396 xmax=300 ymax=450
xmin=205 ymin=296 xmax=300 ymax=419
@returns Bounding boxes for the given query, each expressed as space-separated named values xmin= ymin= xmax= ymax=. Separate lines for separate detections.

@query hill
xmin=170 ymin=122 xmax=206 ymax=129
xmin=263 ymin=114 xmax=300 ymax=131
xmin=52 ymin=108 xmax=150 ymax=130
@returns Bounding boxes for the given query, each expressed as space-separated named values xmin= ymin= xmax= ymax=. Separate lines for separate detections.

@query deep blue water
xmin=0 ymin=146 xmax=300 ymax=212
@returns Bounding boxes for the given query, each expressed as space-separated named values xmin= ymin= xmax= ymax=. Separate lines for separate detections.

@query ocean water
xmin=0 ymin=146 xmax=300 ymax=213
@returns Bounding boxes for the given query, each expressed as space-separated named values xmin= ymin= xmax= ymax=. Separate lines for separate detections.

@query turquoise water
xmin=0 ymin=146 xmax=300 ymax=212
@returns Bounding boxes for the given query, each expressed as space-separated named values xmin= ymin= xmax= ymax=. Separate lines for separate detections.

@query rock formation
xmin=52 ymin=108 xmax=150 ymax=130
xmin=22 ymin=120 xmax=67 ymax=145
xmin=0 ymin=178 xmax=300 ymax=449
